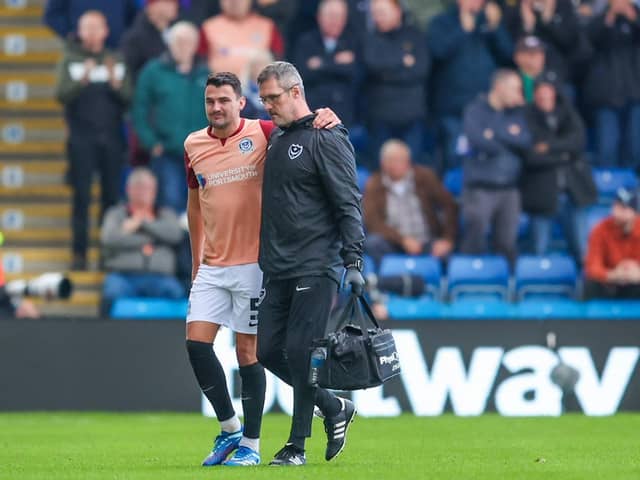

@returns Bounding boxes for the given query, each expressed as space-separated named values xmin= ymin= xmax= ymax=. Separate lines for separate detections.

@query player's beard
xmin=208 ymin=113 xmax=229 ymax=130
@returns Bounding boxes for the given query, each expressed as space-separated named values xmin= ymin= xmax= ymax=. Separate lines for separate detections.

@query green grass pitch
xmin=1 ymin=413 xmax=639 ymax=479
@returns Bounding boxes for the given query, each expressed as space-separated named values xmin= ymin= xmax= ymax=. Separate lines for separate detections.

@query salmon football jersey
xmin=184 ymin=118 xmax=274 ymax=267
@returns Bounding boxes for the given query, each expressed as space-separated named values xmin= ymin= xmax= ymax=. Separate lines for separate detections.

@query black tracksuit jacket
xmin=259 ymin=114 xmax=365 ymax=283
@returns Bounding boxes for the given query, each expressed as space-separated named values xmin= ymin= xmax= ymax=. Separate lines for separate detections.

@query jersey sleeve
xmin=184 ymin=151 xmax=199 ymax=189
xmin=259 ymin=119 xmax=276 ymax=140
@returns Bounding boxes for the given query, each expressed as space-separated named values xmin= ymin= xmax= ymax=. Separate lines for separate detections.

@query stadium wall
xmin=1 ymin=319 xmax=638 ymax=415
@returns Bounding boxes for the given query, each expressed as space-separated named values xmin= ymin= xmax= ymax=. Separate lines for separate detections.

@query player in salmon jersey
xmin=183 ymin=72 xmax=340 ymax=467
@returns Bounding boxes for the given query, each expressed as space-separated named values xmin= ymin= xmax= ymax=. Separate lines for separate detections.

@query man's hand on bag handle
xmin=345 ymin=261 xmax=365 ymax=296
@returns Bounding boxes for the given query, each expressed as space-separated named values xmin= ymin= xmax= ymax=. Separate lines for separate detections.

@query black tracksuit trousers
xmin=257 ymin=275 xmax=338 ymax=442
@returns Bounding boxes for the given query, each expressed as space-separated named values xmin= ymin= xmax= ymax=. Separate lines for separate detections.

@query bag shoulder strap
xmin=329 ymin=294 xmax=380 ymax=337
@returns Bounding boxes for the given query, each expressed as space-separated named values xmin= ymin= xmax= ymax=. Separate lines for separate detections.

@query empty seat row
xmin=371 ymin=253 xmax=580 ymax=301
xmin=386 ymin=298 xmax=640 ymax=320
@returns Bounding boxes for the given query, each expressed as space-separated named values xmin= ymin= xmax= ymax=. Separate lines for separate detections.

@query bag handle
xmin=329 ymin=294 xmax=380 ymax=338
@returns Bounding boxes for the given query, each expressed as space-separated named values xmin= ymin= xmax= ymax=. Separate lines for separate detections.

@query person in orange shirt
xmin=200 ymin=0 xmax=284 ymax=78
xmin=584 ymin=187 xmax=640 ymax=299
xmin=183 ymin=71 xmax=339 ymax=467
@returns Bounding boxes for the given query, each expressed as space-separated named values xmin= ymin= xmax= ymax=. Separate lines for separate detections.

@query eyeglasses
xmin=259 ymin=85 xmax=297 ymax=105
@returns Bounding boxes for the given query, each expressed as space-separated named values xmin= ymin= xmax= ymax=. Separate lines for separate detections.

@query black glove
xmin=344 ymin=267 xmax=365 ymax=296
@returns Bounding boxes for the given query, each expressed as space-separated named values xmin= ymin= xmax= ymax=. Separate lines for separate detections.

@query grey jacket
xmin=100 ymin=205 xmax=184 ymax=275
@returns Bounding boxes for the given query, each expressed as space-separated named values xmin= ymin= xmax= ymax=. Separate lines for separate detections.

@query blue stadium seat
xmin=110 ymin=297 xmax=188 ymax=319
xmin=514 ymin=299 xmax=584 ymax=319
xmin=356 ymin=166 xmax=371 ymax=192
xmin=585 ymin=300 xmax=640 ymax=319
xmin=514 ymin=255 xmax=578 ymax=300
xmin=518 ymin=213 xmax=530 ymax=240
xmin=592 ymin=168 xmax=638 ymax=203
xmin=586 ymin=205 xmax=611 ymax=234
xmin=443 ymin=167 xmax=463 ymax=197
xmin=447 ymin=255 xmax=510 ymax=301
xmin=363 ymin=254 xmax=376 ymax=277
xmin=445 ymin=300 xmax=515 ymax=319
xmin=379 ymin=254 xmax=442 ymax=299
xmin=386 ymin=296 xmax=444 ymax=320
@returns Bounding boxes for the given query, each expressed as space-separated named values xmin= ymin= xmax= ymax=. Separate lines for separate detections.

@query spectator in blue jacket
xmin=428 ymin=0 xmax=513 ymax=171
xmin=461 ymin=69 xmax=531 ymax=263
xmin=132 ymin=21 xmax=209 ymax=213
xmin=293 ymin=0 xmax=360 ymax=129
xmin=362 ymin=0 xmax=430 ymax=166
xmin=44 ymin=0 xmax=138 ymax=48
xmin=584 ymin=0 xmax=640 ymax=170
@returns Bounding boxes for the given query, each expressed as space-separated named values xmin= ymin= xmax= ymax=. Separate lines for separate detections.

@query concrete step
xmin=0 ymin=183 xmax=100 ymax=201
xmin=1 ymin=227 xmax=100 ymax=245
xmin=0 ymin=202 xmax=99 ymax=229
xmin=0 ymin=0 xmax=44 ymax=17
xmin=0 ymin=117 xmax=65 ymax=154
xmin=2 ymin=160 xmax=67 ymax=186
xmin=35 ymin=302 xmax=99 ymax=318
xmin=0 ymin=71 xmax=60 ymax=111
xmin=32 ymin=290 xmax=100 ymax=317
xmin=0 ymin=26 xmax=62 ymax=65
xmin=1 ymin=246 xmax=100 ymax=272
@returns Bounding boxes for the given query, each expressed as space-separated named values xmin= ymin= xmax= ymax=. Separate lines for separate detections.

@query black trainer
xmin=269 ymin=444 xmax=306 ymax=466
xmin=323 ymin=398 xmax=357 ymax=461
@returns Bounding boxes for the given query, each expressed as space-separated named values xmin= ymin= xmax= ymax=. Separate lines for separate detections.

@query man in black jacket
xmin=256 ymin=61 xmax=365 ymax=466
xmin=293 ymin=0 xmax=360 ymax=128
xmin=521 ymin=72 xmax=597 ymax=263
xmin=363 ymin=0 xmax=429 ymax=165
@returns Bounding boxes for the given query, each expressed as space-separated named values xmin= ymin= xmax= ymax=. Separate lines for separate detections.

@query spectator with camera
xmin=100 ymin=168 xmax=185 ymax=317
xmin=584 ymin=188 xmax=640 ymax=299
xmin=520 ymin=72 xmax=597 ymax=264
xmin=363 ymin=139 xmax=457 ymax=266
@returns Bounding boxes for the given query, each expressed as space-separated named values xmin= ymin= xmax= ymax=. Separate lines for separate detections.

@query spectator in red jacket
xmin=584 ymin=187 xmax=640 ymax=299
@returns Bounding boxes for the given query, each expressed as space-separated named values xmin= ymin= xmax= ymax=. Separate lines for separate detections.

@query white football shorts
xmin=186 ymin=262 xmax=263 ymax=334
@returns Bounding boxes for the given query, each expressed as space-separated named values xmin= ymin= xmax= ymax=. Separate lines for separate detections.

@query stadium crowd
xmin=43 ymin=0 xmax=640 ymax=315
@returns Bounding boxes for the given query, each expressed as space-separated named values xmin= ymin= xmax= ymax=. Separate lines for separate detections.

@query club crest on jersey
xmin=238 ymin=137 xmax=254 ymax=154
xmin=196 ymin=173 xmax=207 ymax=189
xmin=288 ymin=144 xmax=303 ymax=160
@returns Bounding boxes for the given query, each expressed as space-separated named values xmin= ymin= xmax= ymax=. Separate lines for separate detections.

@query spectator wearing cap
xmin=514 ymin=35 xmax=547 ymax=102
xmin=120 ymin=0 xmax=179 ymax=84
xmin=520 ymin=72 xmax=597 ymax=263
xmin=500 ymin=0 xmax=580 ymax=83
xmin=363 ymin=139 xmax=458 ymax=266
xmin=461 ymin=69 xmax=531 ymax=263
xmin=132 ymin=21 xmax=209 ymax=213
xmin=584 ymin=187 xmax=640 ymax=299
xmin=44 ymin=0 xmax=137 ymax=49
xmin=427 ymin=0 xmax=513 ymax=171
xmin=584 ymin=0 xmax=640 ymax=170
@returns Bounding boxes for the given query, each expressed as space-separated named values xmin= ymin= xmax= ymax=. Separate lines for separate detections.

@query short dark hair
xmin=206 ymin=72 xmax=242 ymax=97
